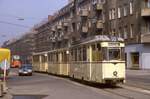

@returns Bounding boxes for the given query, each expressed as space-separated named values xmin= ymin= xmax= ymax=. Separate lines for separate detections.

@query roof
xmin=72 ymin=35 xmax=124 ymax=45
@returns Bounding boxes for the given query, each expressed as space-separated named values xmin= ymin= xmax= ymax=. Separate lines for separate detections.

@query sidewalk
xmin=126 ymin=69 xmax=150 ymax=90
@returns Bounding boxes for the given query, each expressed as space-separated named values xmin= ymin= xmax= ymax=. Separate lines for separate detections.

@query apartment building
xmin=105 ymin=0 xmax=150 ymax=69
xmin=34 ymin=2 xmax=74 ymax=53
xmin=74 ymin=0 xmax=105 ymax=40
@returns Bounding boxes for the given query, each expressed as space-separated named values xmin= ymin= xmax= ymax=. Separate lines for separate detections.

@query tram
xmin=32 ymin=48 xmax=70 ymax=76
xmin=32 ymin=35 xmax=125 ymax=84
xmin=11 ymin=55 xmax=21 ymax=68
xmin=69 ymin=35 xmax=125 ymax=84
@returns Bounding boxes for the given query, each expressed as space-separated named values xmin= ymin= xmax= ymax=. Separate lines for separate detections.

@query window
xmin=118 ymin=7 xmax=121 ymax=18
xmin=130 ymin=24 xmax=134 ymax=38
xmin=33 ymin=55 xmax=39 ymax=62
xmin=83 ymin=47 xmax=87 ymax=61
xmin=112 ymin=29 xmax=116 ymax=36
xmin=78 ymin=48 xmax=82 ymax=61
xmin=92 ymin=43 xmax=102 ymax=61
xmin=123 ymin=6 xmax=127 ymax=16
xmin=75 ymin=49 xmax=77 ymax=61
xmin=118 ymin=27 xmax=122 ymax=38
xmin=41 ymin=55 xmax=47 ymax=63
xmin=147 ymin=0 xmax=150 ymax=8
xmin=146 ymin=21 xmax=150 ymax=32
xmin=112 ymin=9 xmax=115 ymax=19
xmin=124 ymin=26 xmax=128 ymax=39
xmin=109 ymin=10 xmax=112 ymax=20
xmin=129 ymin=1 xmax=133 ymax=14
xmin=108 ymin=48 xmax=121 ymax=60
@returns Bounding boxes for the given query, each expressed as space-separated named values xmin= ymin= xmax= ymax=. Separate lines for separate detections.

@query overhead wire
xmin=0 ymin=20 xmax=31 ymax=28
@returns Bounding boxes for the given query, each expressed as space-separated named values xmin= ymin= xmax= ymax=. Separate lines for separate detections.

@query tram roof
xmin=72 ymin=35 xmax=124 ymax=45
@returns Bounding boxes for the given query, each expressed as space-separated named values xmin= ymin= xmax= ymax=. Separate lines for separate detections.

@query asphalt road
xmin=2 ymin=69 xmax=150 ymax=99
xmin=126 ymin=70 xmax=150 ymax=90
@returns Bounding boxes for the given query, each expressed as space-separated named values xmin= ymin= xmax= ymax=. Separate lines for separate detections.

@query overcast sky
xmin=0 ymin=0 xmax=68 ymax=46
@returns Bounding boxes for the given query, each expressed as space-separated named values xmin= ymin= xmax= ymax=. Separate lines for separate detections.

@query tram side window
xmin=41 ymin=55 xmax=46 ymax=63
xmin=83 ymin=46 xmax=87 ymax=61
xmin=75 ymin=49 xmax=78 ymax=61
xmin=92 ymin=43 xmax=102 ymax=61
xmin=102 ymin=48 xmax=107 ymax=61
xmin=71 ymin=50 xmax=74 ymax=61
xmin=56 ymin=53 xmax=59 ymax=62
xmin=33 ymin=56 xmax=39 ymax=62
xmin=78 ymin=48 xmax=82 ymax=61
xmin=62 ymin=52 xmax=67 ymax=63
xmin=53 ymin=53 xmax=57 ymax=63
xmin=48 ymin=53 xmax=53 ymax=62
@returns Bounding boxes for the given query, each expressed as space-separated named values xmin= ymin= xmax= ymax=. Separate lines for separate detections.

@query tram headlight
xmin=113 ymin=71 xmax=118 ymax=76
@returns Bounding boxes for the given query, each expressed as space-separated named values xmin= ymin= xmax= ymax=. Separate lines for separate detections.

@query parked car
xmin=18 ymin=64 xmax=32 ymax=76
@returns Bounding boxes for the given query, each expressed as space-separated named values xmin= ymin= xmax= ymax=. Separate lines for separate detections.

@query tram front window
xmin=108 ymin=49 xmax=120 ymax=60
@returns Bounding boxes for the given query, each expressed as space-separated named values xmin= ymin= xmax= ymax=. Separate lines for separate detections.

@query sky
xmin=0 ymin=0 xmax=68 ymax=46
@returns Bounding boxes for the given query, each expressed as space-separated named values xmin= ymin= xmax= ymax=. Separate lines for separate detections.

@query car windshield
xmin=20 ymin=64 xmax=32 ymax=69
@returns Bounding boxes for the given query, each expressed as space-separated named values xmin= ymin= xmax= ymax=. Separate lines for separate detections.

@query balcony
xmin=57 ymin=35 xmax=63 ymax=41
xmin=96 ymin=20 xmax=103 ymax=29
xmin=141 ymin=8 xmax=150 ymax=17
xmin=82 ymin=26 xmax=88 ymax=33
xmin=80 ymin=9 xmax=89 ymax=17
xmin=51 ymin=38 xmax=56 ymax=42
xmin=63 ymin=22 xmax=69 ymax=27
xmin=94 ymin=3 xmax=103 ymax=11
xmin=51 ymin=27 xmax=56 ymax=31
xmin=141 ymin=33 xmax=150 ymax=43
xmin=57 ymin=25 xmax=62 ymax=29
xmin=57 ymin=37 xmax=62 ymax=41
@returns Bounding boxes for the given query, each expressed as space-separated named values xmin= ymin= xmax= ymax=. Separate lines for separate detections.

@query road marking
xmin=119 ymin=84 xmax=150 ymax=95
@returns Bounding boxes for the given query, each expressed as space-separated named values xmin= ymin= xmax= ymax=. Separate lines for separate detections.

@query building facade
xmin=104 ymin=0 xmax=150 ymax=69
xmin=2 ymin=30 xmax=36 ymax=64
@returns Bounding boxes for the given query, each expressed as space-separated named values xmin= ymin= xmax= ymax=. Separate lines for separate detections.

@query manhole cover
xmin=13 ymin=95 xmax=48 ymax=99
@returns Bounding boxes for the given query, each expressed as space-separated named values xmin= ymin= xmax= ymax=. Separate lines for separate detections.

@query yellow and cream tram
xmin=47 ymin=48 xmax=70 ymax=76
xmin=32 ymin=48 xmax=70 ymax=76
xmin=32 ymin=35 xmax=125 ymax=84
xmin=69 ymin=35 xmax=125 ymax=84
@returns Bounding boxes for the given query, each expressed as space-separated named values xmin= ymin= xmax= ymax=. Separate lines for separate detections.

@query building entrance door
xmin=131 ymin=52 xmax=139 ymax=69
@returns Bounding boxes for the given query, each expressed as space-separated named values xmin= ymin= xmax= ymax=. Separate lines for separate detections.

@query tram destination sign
xmin=108 ymin=42 xmax=120 ymax=47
